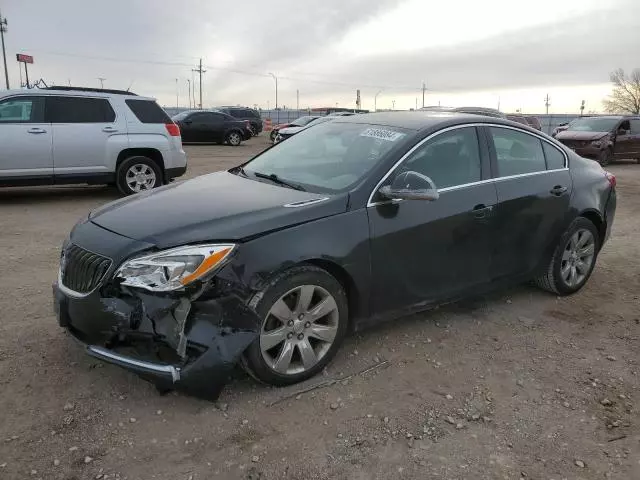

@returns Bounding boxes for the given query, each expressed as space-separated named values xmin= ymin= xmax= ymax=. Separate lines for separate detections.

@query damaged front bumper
xmin=53 ymin=268 xmax=260 ymax=401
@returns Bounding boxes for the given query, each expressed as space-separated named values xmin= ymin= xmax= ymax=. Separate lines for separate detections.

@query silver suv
xmin=0 ymin=87 xmax=187 ymax=195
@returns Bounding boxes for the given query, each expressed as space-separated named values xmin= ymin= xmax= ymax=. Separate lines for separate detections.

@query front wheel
xmin=598 ymin=148 xmax=612 ymax=166
xmin=244 ymin=266 xmax=348 ymax=386
xmin=226 ymin=131 xmax=242 ymax=146
xmin=116 ymin=156 xmax=162 ymax=195
xmin=534 ymin=217 xmax=600 ymax=295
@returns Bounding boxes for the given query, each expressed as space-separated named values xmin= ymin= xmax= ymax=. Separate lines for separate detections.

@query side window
xmin=400 ymin=127 xmax=482 ymax=190
xmin=0 ymin=96 xmax=43 ymax=123
xmin=125 ymin=99 xmax=170 ymax=123
xmin=46 ymin=97 xmax=116 ymax=123
xmin=628 ymin=119 xmax=640 ymax=134
xmin=542 ymin=142 xmax=566 ymax=170
xmin=189 ymin=113 xmax=207 ymax=123
xmin=489 ymin=127 xmax=546 ymax=177
xmin=209 ymin=113 xmax=224 ymax=123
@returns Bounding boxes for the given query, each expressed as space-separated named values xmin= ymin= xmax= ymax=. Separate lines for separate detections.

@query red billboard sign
xmin=16 ymin=54 xmax=34 ymax=64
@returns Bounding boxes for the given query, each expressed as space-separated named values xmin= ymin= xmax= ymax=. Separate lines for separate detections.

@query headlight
xmin=590 ymin=140 xmax=603 ymax=148
xmin=116 ymin=244 xmax=235 ymax=292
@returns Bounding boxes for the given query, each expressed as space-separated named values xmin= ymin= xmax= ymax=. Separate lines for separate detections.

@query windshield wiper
xmin=252 ymin=172 xmax=306 ymax=191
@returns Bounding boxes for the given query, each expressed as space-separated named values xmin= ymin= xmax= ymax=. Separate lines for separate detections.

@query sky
xmin=1 ymin=0 xmax=639 ymax=113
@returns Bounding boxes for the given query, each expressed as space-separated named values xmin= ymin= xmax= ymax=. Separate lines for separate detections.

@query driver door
xmin=615 ymin=119 xmax=640 ymax=159
xmin=367 ymin=126 xmax=498 ymax=317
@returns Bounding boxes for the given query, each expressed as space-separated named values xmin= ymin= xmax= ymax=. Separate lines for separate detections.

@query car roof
xmin=0 ymin=88 xmax=154 ymax=101
xmin=331 ymin=111 xmax=525 ymax=131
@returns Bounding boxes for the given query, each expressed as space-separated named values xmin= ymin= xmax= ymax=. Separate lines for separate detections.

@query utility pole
xmin=268 ymin=73 xmax=278 ymax=122
xmin=580 ymin=100 xmax=585 ymax=116
xmin=0 ymin=11 xmax=9 ymax=89
xmin=392 ymin=100 xmax=395 ymax=110
xmin=374 ymin=90 xmax=382 ymax=112
xmin=296 ymin=89 xmax=299 ymax=111
xmin=192 ymin=58 xmax=206 ymax=109
xmin=422 ymin=81 xmax=426 ymax=108
xmin=415 ymin=98 xmax=417 ymax=110
xmin=175 ymin=78 xmax=179 ymax=108
xmin=187 ymin=79 xmax=191 ymax=109
xmin=544 ymin=93 xmax=551 ymax=115
xmin=97 ymin=77 xmax=106 ymax=89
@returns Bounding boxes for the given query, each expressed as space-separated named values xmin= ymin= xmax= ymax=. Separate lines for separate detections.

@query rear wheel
xmin=534 ymin=217 xmax=600 ymax=295
xmin=598 ymin=148 xmax=612 ymax=166
xmin=226 ymin=131 xmax=242 ymax=146
xmin=244 ymin=266 xmax=348 ymax=386
xmin=116 ymin=156 xmax=162 ymax=195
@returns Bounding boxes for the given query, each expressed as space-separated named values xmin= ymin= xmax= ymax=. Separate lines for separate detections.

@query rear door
xmin=485 ymin=125 xmax=572 ymax=280
xmin=46 ymin=96 xmax=125 ymax=181
xmin=0 ymin=95 xmax=52 ymax=183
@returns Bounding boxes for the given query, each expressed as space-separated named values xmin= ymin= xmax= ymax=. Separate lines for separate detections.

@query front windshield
xmin=244 ymin=122 xmax=411 ymax=193
xmin=567 ymin=117 xmax=621 ymax=132
xmin=291 ymin=116 xmax=318 ymax=127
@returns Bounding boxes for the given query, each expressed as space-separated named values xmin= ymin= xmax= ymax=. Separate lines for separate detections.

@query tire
xmin=533 ymin=217 xmax=600 ymax=295
xmin=226 ymin=131 xmax=242 ymax=146
xmin=244 ymin=266 xmax=349 ymax=386
xmin=598 ymin=148 xmax=612 ymax=166
xmin=116 ymin=156 xmax=162 ymax=196
xmin=270 ymin=131 xmax=276 ymax=142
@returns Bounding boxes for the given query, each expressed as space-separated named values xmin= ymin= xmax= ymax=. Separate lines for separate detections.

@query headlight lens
xmin=590 ymin=140 xmax=602 ymax=148
xmin=116 ymin=244 xmax=235 ymax=292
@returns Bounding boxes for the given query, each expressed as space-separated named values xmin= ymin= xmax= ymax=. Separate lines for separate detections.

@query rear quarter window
xmin=125 ymin=99 xmax=171 ymax=123
xmin=543 ymin=142 xmax=566 ymax=170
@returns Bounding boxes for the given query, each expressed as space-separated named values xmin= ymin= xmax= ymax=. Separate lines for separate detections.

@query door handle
xmin=550 ymin=185 xmax=568 ymax=196
xmin=472 ymin=204 xmax=493 ymax=219
xmin=27 ymin=128 xmax=47 ymax=134
xmin=102 ymin=127 xmax=118 ymax=133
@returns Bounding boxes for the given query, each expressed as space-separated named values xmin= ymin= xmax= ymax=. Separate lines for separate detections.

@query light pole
xmin=187 ymin=79 xmax=191 ymax=109
xmin=374 ymin=90 xmax=382 ymax=112
xmin=0 ymin=11 xmax=8 ymax=90
xmin=175 ymin=78 xmax=179 ymax=108
xmin=97 ymin=77 xmax=106 ymax=89
xmin=268 ymin=72 xmax=278 ymax=123
xmin=392 ymin=100 xmax=395 ymax=110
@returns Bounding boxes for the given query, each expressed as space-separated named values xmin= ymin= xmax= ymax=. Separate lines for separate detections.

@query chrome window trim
xmin=367 ymin=122 xmax=569 ymax=207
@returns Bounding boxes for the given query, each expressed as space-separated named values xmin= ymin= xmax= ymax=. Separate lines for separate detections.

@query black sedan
xmin=53 ymin=112 xmax=616 ymax=400
xmin=172 ymin=110 xmax=251 ymax=146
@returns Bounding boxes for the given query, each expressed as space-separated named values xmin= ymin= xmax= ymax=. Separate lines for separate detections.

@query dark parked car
xmin=172 ymin=110 xmax=251 ymax=146
xmin=53 ymin=112 xmax=616 ymax=400
xmin=506 ymin=114 xmax=530 ymax=127
xmin=524 ymin=116 xmax=542 ymax=130
xmin=421 ymin=106 xmax=507 ymax=118
xmin=555 ymin=115 xmax=640 ymax=165
xmin=270 ymin=115 xmax=320 ymax=141
xmin=273 ymin=115 xmax=337 ymax=143
xmin=215 ymin=106 xmax=263 ymax=135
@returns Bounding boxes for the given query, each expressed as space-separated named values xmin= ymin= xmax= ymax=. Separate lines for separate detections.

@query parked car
xmin=0 ymin=86 xmax=187 ymax=195
xmin=506 ymin=114 xmax=530 ymax=126
xmin=172 ymin=110 xmax=251 ymax=146
xmin=524 ymin=116 xmax=542 ymax=130
xmin=554 ymin=115 xmax=640 ymax=165
xmin=54 ymin=111 xmax=616 ymax=400
xmin=270 ymin=115 xmax=320 ymax=141
xmin=421 ymin=106 xmax=507 ymax=118
xmin=215 ymin=106 xmax=263 ymax=135
xmin=273 ymin=115 xmax=336 ymax=143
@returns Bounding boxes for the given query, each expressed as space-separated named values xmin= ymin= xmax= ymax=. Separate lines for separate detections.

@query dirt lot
xmin=1 ymin=137 xmax=639 ymax=480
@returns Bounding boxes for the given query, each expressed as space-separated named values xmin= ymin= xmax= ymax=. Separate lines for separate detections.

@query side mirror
xmin=617 ymin=128 xmax=627 ymax=135
xmin=379 ymin=171 xmax=439 ymax=201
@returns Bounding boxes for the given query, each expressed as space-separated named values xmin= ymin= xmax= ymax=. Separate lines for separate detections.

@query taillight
xmin=605 ymin=171 xmax=616 ymax=188
xmin=165 ymin=123 xmax=180 ymax=136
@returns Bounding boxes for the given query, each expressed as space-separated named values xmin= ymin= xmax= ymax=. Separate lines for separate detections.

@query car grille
xmin=61 ymin=244 xmax=112 ymax=294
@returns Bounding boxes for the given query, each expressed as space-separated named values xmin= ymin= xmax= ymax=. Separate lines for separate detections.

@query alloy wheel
xmin=228 ymin=132 xmax=241 ymax=146
xmin=561 ymin=228 xmax=595 ymax=287
xmin=125 ymin=164 xmax=157 ymax=193
xmin=260 ymin=284 xmax=339 ymax=375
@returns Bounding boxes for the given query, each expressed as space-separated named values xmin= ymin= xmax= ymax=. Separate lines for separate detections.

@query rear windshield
xmin=125 ymin=99 xmax=171 ymax=123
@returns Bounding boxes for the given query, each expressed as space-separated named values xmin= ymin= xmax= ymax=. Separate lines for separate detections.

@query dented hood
xmin=555 ymin=130 xmax=608 ymax=141
xmin=90 ymin=171 xmax=348 ymax=248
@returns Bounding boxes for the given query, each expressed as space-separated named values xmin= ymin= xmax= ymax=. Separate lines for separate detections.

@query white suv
xmin=0 ymin=87 xmax=187 ymax=195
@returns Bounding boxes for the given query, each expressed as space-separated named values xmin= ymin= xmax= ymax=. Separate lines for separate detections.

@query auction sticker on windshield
xmin=360 ymin=128 xmax=405 ymax=142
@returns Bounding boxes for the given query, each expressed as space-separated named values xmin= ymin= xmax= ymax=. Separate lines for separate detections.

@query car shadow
xmin=0 ymin=185 xmax=121 ymax=204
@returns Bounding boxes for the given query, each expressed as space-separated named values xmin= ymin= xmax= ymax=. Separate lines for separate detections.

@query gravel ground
xmin=0 ymin=137 xmax=639 ymax=480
